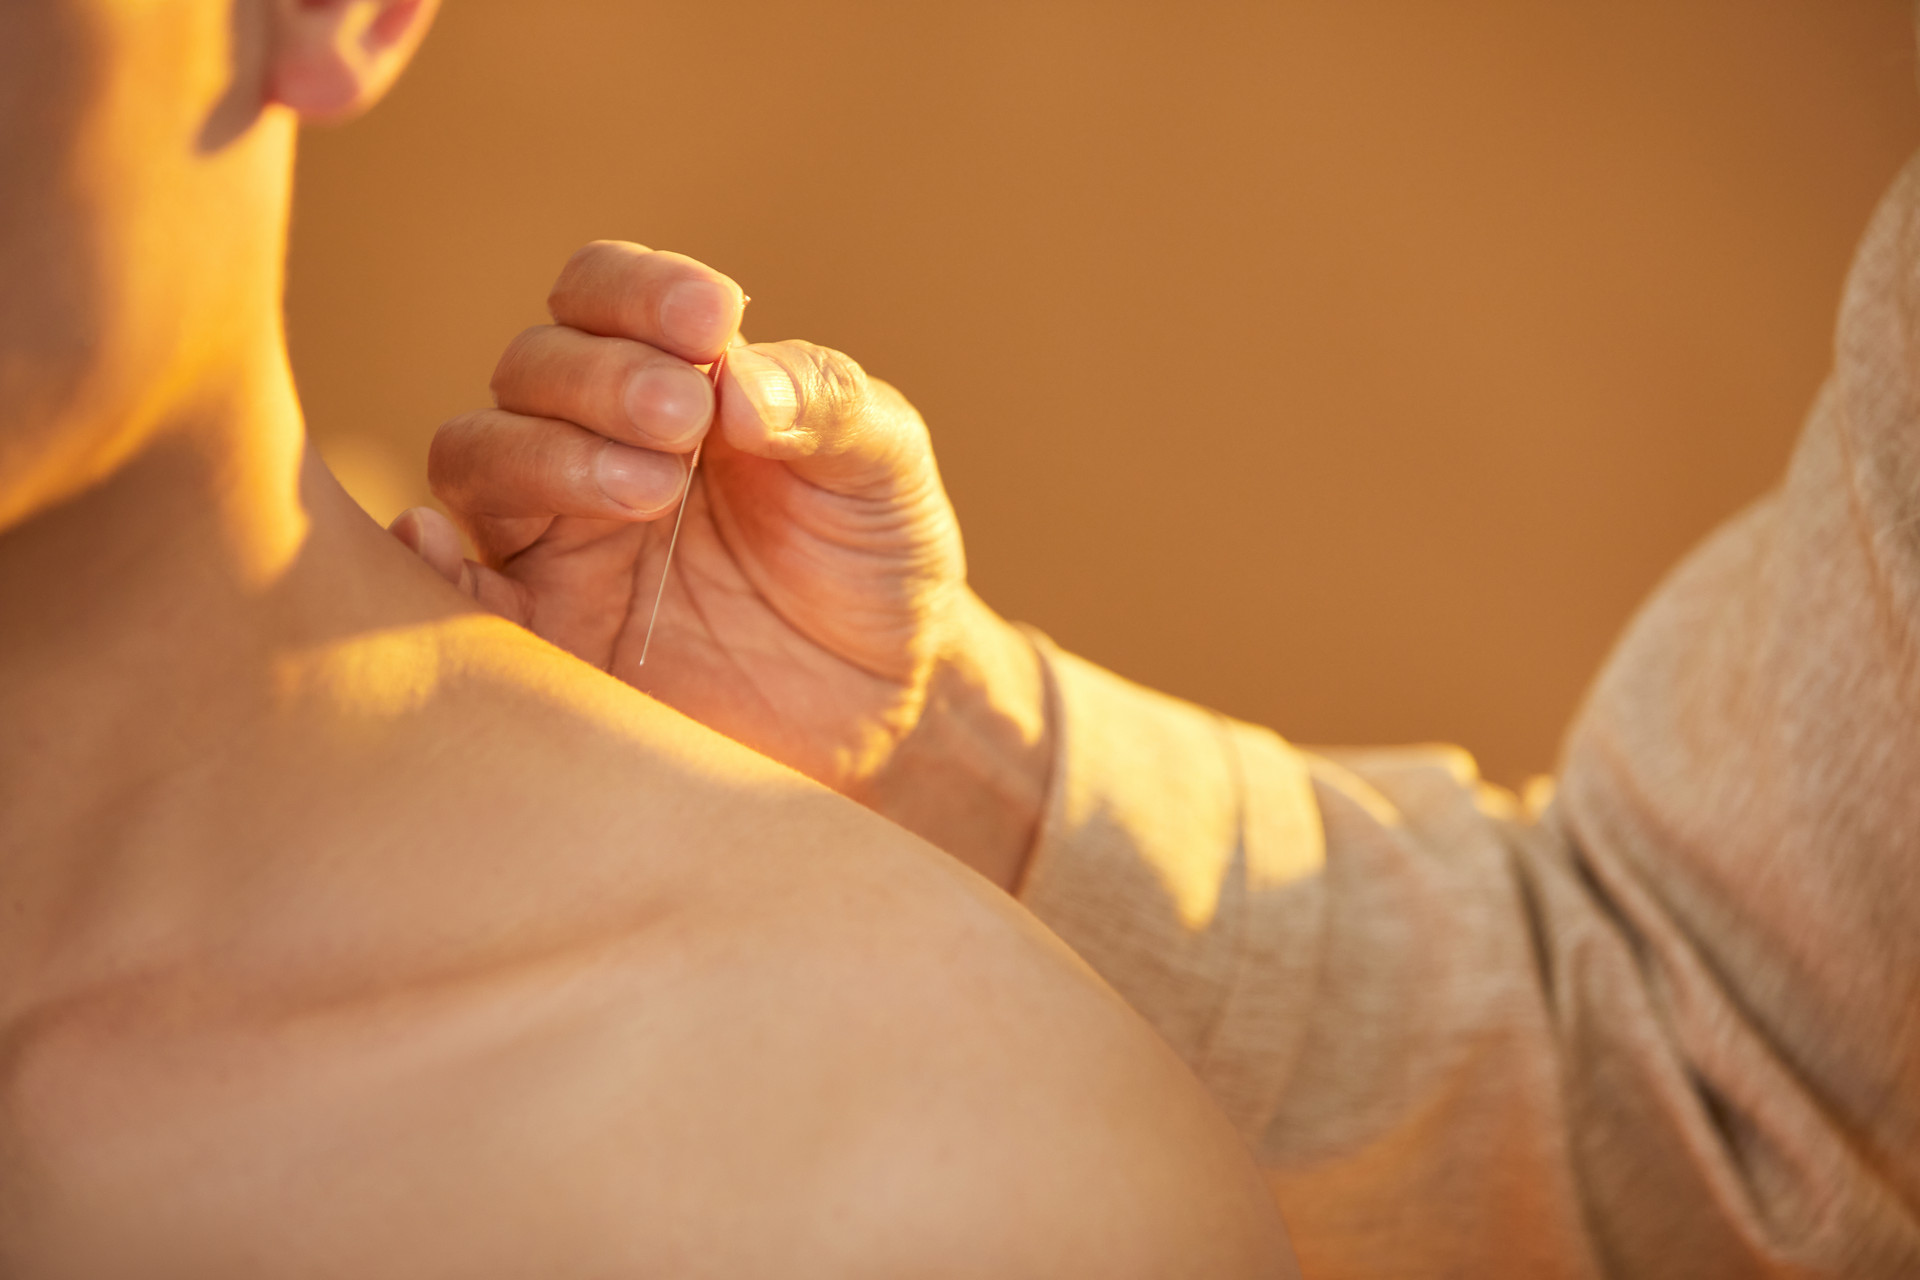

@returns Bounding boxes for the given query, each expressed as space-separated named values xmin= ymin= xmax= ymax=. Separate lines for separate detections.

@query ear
xmin=268 ymin=0 xmax=440 ymax=122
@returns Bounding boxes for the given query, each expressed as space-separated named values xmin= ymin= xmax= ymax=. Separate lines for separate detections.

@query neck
xmin=0 ymin=93 xmax=476 ymax=993
xmin=0 ymin=282 xmax=473 ymax=993
xmin=0 ymin=275 xmax=451 ymax=829
xmin=0 ymin=100 xmax=345 ymax=743
xmin=0 ymin=330 xmax=310 ymax=677
xmin=0 ymin=321 xmax=312 ymax=969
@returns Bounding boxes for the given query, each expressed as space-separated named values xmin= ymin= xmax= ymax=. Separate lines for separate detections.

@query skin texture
xmin=0 ymin=1 xmax=1298 ymax=1275
xmin=423 ymin=245 xmax=969 ymax=792
xmin=407 ymin=248 xmax=1059 ymax=892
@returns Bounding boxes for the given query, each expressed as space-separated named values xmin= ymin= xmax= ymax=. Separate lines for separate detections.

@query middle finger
xmin=492 ymin=324 xmax=713 ymax=452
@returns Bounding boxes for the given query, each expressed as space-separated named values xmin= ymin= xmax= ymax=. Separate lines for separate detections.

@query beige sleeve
xmin=1019 ymin=645 xmax=1605 ymax=1277
xmin=1016 ymin=155 xmax=1920 ymax=1280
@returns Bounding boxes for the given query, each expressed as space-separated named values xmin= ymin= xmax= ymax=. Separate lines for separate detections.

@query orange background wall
xmin=291 ymin=1 xmax=1920 ymax=785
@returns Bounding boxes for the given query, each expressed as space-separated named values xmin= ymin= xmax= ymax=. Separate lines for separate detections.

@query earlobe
xmin=267 ymin=0 xmax=438 ymax=123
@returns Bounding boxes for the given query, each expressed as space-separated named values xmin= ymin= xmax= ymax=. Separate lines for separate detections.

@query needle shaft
xmin=635 ymin=350 xmax=724 ymax=668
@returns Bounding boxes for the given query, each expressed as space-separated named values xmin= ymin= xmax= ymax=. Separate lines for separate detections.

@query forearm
xmin=857 ymin=589 xmax=1054 ymax=891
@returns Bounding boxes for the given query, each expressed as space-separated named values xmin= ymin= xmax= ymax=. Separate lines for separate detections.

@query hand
xmin=393 ymin=242 xmax=1051 ymax=884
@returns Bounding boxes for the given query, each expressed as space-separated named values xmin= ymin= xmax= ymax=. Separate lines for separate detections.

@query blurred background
xmin=290 ymin=0 xmax=1920 ymax=786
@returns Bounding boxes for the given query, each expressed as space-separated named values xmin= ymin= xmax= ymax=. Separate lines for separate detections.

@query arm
xmin=739 ymin=174 xmax=1920 ymax=1277
xmin=854 ymin=588 xmax=1056 ymax=891
xmin=405 ymin=184 xmax=1920 ymax=1274
xmin=936 ymin=488 xmax=1918 ymax=1278
xmin=949 ymin=169 xmax=1920 ymax=1277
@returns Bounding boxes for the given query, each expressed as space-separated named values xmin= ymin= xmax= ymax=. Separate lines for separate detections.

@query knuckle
xmin=490 ymin=326 xmax=549 ymax=398
xmin=547 ymin=246 xmax=600 ymax=315
xmin=595 ymin=338 xmax=649 ymax=392
xmin=568 ymin=239 xmax=638 ymax=274
xmin=557 ymin=436 xmax=604 ymax=495
xmin=548 ymin=240 xmax=648 ymax=317
xmin=790 ymin=340 xmax=871 ymax=422
xmin=567 ymin=337 xmax=654 ymax=426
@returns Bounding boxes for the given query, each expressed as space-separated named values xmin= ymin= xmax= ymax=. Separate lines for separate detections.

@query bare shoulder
xmin=0 ymin=617 xmax=1295 ymax=1277
xmin=404 ymin=615 xmax=1298 ymax=1276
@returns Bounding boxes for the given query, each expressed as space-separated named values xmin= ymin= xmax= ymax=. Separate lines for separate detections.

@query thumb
xmin=715 ymin=341 xmax=935 ymax=499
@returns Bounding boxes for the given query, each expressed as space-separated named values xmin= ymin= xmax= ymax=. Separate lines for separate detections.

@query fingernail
xmin=659 ymin=279 xmax=735 ymax=354
xmin=624 ymin=362 xmax=712 ymax=445
xmin=728 ymin=348 xmax=799 ymax=434
xmin=595 ymin=443 xmax=684 ymax=514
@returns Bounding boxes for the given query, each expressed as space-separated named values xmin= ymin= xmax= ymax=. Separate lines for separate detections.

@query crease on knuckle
xmin=794 ymin=341 xmax=872 ymax=430
xmin=588 ymin=344 xmax=637 ymax=421
xmin=557 ymin=435 xmax=605 ymax=498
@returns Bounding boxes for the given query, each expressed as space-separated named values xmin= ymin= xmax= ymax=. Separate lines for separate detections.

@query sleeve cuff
xmin=1014 ymin=629 xmax=1325 ymax=1111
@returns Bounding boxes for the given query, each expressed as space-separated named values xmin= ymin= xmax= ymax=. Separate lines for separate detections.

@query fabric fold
xmin=1014 ymin=151 xmax=1920 ymax=1280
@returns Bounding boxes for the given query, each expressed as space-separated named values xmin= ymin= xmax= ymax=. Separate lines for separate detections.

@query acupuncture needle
xmin=635 ymin=348 xmax=725 ymax=667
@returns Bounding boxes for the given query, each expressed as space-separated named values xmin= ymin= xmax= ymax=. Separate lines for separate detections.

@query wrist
xmin=858 ymin=589 xmax=1056 ymax=891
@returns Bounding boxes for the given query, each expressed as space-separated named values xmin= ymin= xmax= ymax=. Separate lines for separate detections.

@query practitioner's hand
xmin=393 ymin=243 xmax=1050 ymax=885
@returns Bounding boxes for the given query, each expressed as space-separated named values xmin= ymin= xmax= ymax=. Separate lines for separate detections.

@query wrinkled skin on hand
xmin=396 ymin=241 xmax=968 ymax=790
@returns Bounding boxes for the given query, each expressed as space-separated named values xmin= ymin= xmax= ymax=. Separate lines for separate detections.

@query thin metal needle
xmin=635 ymin=350 xmax=724 ymax=667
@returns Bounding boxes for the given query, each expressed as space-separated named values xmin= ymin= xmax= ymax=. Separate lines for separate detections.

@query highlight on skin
xmin=0 ymin=3 xmax=1299 ymax=1275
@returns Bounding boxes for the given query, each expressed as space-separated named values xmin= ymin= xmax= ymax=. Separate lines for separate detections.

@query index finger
xmin=547 ymin=241 xmax=747 ymax=365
